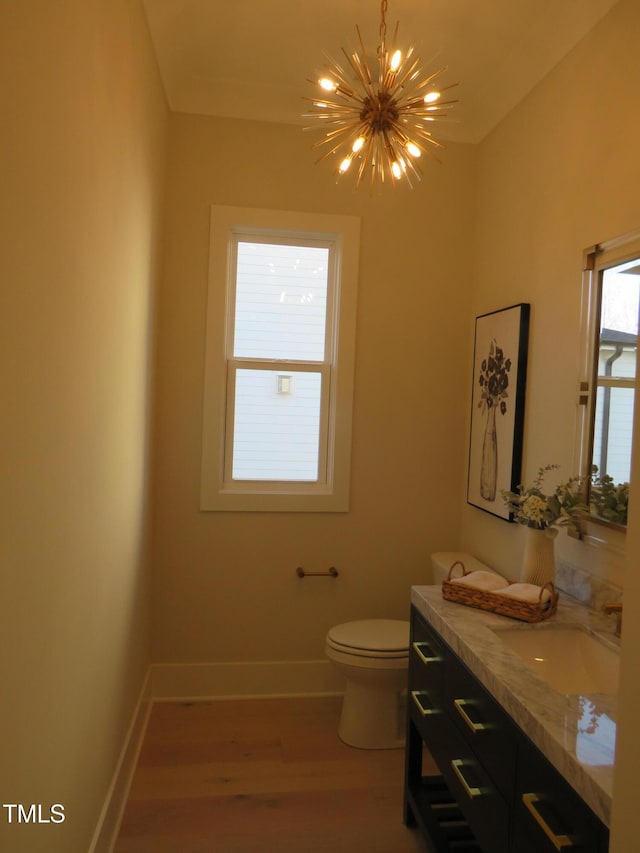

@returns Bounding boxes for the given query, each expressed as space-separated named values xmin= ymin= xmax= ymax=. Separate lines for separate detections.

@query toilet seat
xmin=326 ymin=619 xmax=409 ymax=659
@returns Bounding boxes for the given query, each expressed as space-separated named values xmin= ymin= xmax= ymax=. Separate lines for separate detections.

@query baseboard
xmin=149 ymin=658 xmax=344 ymax=700
xmin=88 ymin=669 xmax=153 ymax=853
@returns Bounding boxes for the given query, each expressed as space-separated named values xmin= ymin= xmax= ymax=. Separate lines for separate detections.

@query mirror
xmin=580 ymin=238 xmax=639 ymax=528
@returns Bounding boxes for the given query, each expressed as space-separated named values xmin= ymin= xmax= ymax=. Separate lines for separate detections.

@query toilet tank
xmin=430 ymin=551 xmax=496 ymax=584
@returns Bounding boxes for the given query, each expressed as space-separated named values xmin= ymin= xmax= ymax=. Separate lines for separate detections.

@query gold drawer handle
xmin=522 ymin=793 xmax=574 ymax=850
xmin=411 ymin=690 xmax=439 ymax=717
xmin=451 ymin=758 xmax=483 ymax=799
xmin=412 ymin=641 xmax=440 ymax=665
xmin=454 ymin=698 xmax=489 ymax=733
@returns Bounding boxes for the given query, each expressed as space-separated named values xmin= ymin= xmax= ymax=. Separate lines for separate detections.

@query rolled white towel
xmin=449 ymin=570 xmax=509 ymax=591
xmin=495 ymin=583 xmax=551 ymax=604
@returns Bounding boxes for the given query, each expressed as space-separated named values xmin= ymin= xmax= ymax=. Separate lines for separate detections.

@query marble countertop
xmin=411 ymin=585 xmax=620 ymax=827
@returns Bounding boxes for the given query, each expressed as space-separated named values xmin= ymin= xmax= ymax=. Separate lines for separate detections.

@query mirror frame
xmin=573 ymin=230 xmax=639 ymax=538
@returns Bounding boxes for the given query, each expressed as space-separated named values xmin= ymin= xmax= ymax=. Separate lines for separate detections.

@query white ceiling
xmin=142 ymin=0 xmax=618 ymax=144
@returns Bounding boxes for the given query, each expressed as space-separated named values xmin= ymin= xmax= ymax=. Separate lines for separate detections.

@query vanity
xmin=404 ymin=585 xmax=618 ymax=852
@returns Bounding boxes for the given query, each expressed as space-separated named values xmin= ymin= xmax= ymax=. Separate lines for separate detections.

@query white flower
xmin=521 ymin=494 xmax=547 ymax=523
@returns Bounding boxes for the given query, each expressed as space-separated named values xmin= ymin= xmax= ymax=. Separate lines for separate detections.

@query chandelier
xmin=303 ymin=0 xmax=458 ymax=191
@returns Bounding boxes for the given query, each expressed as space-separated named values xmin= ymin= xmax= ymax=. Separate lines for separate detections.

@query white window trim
xmin=200 ymin=206 xmax=360 ymax=512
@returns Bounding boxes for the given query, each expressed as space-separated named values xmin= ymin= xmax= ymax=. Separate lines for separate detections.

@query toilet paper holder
xmin=296 ymin=566 xmax=339 ymax=578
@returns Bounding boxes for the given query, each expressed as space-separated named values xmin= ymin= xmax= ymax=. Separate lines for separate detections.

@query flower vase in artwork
xmin=520 ymin=527 xmax=555 ymax=586
xmin=480 ymin=404 xmax=497 ymax=500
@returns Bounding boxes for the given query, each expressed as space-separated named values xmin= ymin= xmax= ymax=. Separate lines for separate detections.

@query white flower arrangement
xmin=501 ymin=464 xmax=587 ymax=534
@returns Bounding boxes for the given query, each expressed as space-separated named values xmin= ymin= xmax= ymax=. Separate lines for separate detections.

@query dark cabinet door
xmin=444 ymin=646 xmax=518 ymax=802
xmin=427 ymin=703 xmax=510 ymax=853
xmin=409 ymin=611 xmax=447 ymax=698
xmin=513 ymin=734 xmax=607 ymax=853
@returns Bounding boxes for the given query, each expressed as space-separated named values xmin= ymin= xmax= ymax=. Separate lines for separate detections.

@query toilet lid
xmin=327 ymin=619 xmax=409 ymax=657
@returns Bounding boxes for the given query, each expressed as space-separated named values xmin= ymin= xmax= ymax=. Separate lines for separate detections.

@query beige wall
xmin=151 ymin=114 xmax=477 ymax=663
xmin=461 ymin=0 xmax=640 ymax=847
xmin=0 ymin=2 xmax=167 ymax=851
xmin=461 ymin=0 xmax=640 ymax=586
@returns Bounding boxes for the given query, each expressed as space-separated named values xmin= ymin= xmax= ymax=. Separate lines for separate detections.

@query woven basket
xmin=441 ymin=560 xmax=558 ymax=623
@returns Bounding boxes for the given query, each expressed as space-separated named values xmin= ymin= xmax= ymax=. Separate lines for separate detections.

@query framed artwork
xmin=467 ymin=303 xmax=530 ymax=521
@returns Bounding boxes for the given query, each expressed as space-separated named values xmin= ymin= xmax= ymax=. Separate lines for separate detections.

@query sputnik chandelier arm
xmin=303 ymin=0 xmax=458 ymax=191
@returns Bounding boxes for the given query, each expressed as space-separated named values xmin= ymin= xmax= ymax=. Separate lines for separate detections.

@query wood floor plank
xmin=115 ymin=696 xmax=430 ymax=852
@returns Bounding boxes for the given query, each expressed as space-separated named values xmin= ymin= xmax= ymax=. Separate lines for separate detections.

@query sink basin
xmin=493 ymin=624 xmax=619 ymax=695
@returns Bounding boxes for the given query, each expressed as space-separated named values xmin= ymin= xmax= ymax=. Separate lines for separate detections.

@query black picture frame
xmin=467 ymin=303 xmax=530 ymax=521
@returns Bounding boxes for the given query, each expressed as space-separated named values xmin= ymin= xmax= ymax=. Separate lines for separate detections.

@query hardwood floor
xmin=114 ymin=695 xmax=432 ymax=852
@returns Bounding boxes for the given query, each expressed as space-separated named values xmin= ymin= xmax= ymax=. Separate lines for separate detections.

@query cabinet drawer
xmin=514 ymin=734 xmax=608 ymax=853
xmin=409 ymin=687 xmax=447 ymax=747
xmin=410 ymin=612 xmax=446 ymax=697
xmin=430 ymin=709 xmax=510 ymax=853
xmin=445 ymin=649 xmax=517 ymax=800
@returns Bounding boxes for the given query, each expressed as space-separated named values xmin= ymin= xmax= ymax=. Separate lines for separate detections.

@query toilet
xmin=326 ymin=553 xmax=499 ymax=749
xmin=325 ymin=619 xmax=409 ymax=749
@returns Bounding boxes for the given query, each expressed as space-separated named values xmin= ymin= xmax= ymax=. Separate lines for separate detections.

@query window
xmin=576 ymin=232 xmax=639 ymax=529
xmin=200 ymin=207 xmax=360 ymax=511
xmin=592 ymin=260 xmax=638 ymax=487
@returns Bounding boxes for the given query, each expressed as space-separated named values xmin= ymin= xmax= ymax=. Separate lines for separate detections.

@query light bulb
xmin=391 ymin=161 xmax=402 ymax=179
xmin=406 ymin=142 xmax=421 ymax=158
xmin=424 ymin=91 xmax=441 ymax=104
xmin=339 ymin=157 xmax=352 ymax=173
xmin=390 ymin=50 xmax=402 ymax=71
xmin=352 ymin=136 xmax=365 ymax=153
xmin=319 ymin=77 xmax=337 ymax=92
